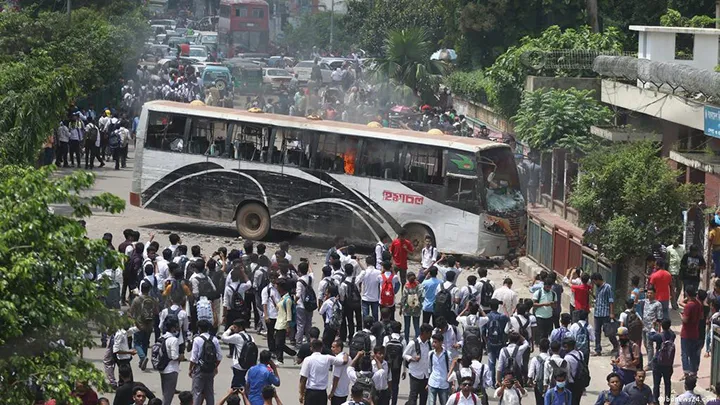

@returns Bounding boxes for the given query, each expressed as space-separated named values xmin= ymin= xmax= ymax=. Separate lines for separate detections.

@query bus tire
xmin=235 ymin=203 xmax=270 ymax=240
xmin=404 ymin=223 xmax=432 ymax=262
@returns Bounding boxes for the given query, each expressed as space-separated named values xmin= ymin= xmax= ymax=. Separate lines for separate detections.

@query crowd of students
xmin=85 ymin=229 xmax=720 ymax=405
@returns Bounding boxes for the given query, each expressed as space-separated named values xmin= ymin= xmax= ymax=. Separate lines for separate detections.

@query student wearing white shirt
xmin=330 ymin=340 xmax=352 ymax=405
xmin=223 ymin=268 xmax=252 ymax=358
xmin=157 ymin=248 xmax=172 ymax=286
xmin=338 ymin=246 xmax=363 ymax=276
xmin=492 ymin=278 xmax=519 ymax=318
xmin=527 ymin=338 xmax=551 ymax=405
xmin=494 ymin=372 xmax=527 ymax=405
xmin=383 ymin=321 xmax=406 ymax=405
xmin=262 ymin=274 xmax=282 ymax=355
xmin=358 ymin=256 xmax=382 ymax=320
xmin=379 ymin=261 xmax=401 ymax=317
xmin=457 ymin=276 xmax=478 ymax=314
xmin=221 ymin=319 xmax=255 ymax=389
xmin=347 ymin=348 xmax=392 ymax=405
xmin=568 ymin=311 xmax=595 ymax=364
xmin=543 ymin=340 xmax=566 ymax=390
xmin=189 ymin=320 xmax=223 ymax=405
xmin=420 ymin=237 xmax=439 ymax=282
xmin=505 ymin=304 xmax=533 ymax=343
xmin=160 ymin=303 xmax=190 ymax=356
xmin=159 ymin=319 xmax=181 ymax=405
xmin=428 ymin=333 xmax=452 ymax=405
xmin=446 ymin=377 xmax=480 ymax=405
xmin=403 ymin=324 xmax=434 ymax=405
xmin=167 ymin=234 xmax=181 ymax=256
xmin=435 ymin=271 xmax=461 ymax=315
xmin=375 ymin=236 xmax=391 ymax=270
xmin=562 ymin=338 xmax=585 ymax=405
xmin=113 ymin=323 xmax=139 ymax=382
xmin=295 ymin=262 xmax=314 ymax=345
xmin=320 ymin=285 xmax=342 ymax=349
xmin=476 ymin=268 xmax=496 ymax=313
xmin=433 ymin=317 xmax=461 ymax=359
xmin=495 ymin=332 xmax=530 ymax=385
xmin=299 ymin=340 xmax=349 ymax=405
xmin=339 ymin=263 xmax=363 ymax=341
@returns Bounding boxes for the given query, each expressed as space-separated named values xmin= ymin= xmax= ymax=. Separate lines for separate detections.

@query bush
xmin=445 ymin=70 xmax=490 ymax=105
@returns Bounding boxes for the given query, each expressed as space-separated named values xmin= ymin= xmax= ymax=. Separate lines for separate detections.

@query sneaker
xmin=275 ymin=360 xmax=284 ymax=366
xmin=140 ymin=357 xmax=149 ymax=371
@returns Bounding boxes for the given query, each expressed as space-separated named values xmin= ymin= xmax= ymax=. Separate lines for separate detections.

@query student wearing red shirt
xmin=680 ymin=286 xmax=704 ymax=378
xmin=648 ymin=259 xmax=673 ymax=320
xmin=571 ymin=273 xmax=592 ymax=314
xmin=389 ymin=229 xmax=414 ymax=287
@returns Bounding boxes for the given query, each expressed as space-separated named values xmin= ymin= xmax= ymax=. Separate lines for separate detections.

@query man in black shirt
xmin=113 ymin=364 xmax=155 ymax=405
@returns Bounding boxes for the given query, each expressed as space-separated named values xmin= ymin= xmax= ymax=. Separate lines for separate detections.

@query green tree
xmin=569 ymin=141 xmax=702 ymax=263
xmin=0 ymin=165 xmax=125 ymax=403
xmin=513 ymin=88 xmax=613 ymax=154
xmin=445 ymin=70 xmax=490 ymax=105
xmin=282 ymin=12 xmax=355 ymax=55
xmin=660 ymin=8 xmax=717 ymax=27
xmin=371 ymin=28 xmax=447 ymax=105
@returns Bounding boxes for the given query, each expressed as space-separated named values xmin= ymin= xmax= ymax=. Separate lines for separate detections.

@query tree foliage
xmin=282 ymin=11 xmax=355 ymax=55
xmin=0 ymin=165 xmax=125 ymax=403
xmin=513 ymin=88 xmax=612 ymax=154
xmin=0 ymin=7 xmax=148 ymax=166
xmin=445 ymin=70 xmax=490 ymax=105
xmin=371 ymin=28 xmax=447 ymax=105
xmin=484 ymin=25 xmax=624 ymax=118
xmin=569 ymin=141 xmax=702 ymax=262
xmin=660 ymin=8 xmax=717 ymax=27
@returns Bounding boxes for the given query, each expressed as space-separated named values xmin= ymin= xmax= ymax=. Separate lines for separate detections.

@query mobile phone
xmin=300 ymin=257 xmax=308 ymax=262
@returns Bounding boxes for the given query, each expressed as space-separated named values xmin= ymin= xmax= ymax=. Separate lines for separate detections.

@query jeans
xmin=274 ymin=328 xmax=297 ymax=362
xmin=192 ymin=370 xmax=215 ymax=405
xmin=594 ymin=316 xmax=619 ymax=354
xmin=245 ymin=290 xmax=261 ymax=330
xmin=231 ymin=368 xmax=247 ymax=389
xmin=341 ymin=305 xmax=362 ymax=340
xmin=408 ymin=375 xmax=429 ymax=405
xmin=713 ymin=250 xmax=720 ymax=277
xmin=536 ymin=317 xmax=553 ymax=340
xmin=266 ymin=318 xmax=277 ymax=353
xmin=390 ymin=367 xmax=401 ymax=405
xmin=422 ymin=310 xmax=434 ymax=325
xmin=487 ymin=346 xmax=501 ymax=386
xmin=362 ymin=300 xmax=379 ymax=320
xmin=404 ymin=315 xmax=421 ymax=342
xmin=161 ymin=371 xmax=178 ymax=405
xmin=643 ymin=330 xmax=655 ymax=364
xmin=681 ymin=338 xmax=701 ymax=373
xmin=56 ymin=141 xmax=69 ymax=166
xmin=653 ymin=365 xmax=673 ymax=405
xmin=671 ymin=275 xmax=682 ymax=310
xmin=659 ymin=300 xmax=669 ymax=321
xmin=427 ymin=387 xmax=449 ymax=405
xmin=133 ymin=329 xmax=151 ymax=364
xmin=69 ymin=139 xmax=81 ymax=166
xmin=295 ymin=307 xmax=313 ymax=344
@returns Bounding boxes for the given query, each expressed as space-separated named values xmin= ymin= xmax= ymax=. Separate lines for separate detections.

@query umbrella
xmin=190 ymin=100 xmax=205 ymax=106
xmin=427 ymin=129 xmax=444 ymax=135
xmin=390 ymin=105 xmax=413 ymax=114
xmin=430 ymin=49 xmax=457 ymax=61
xmin=367 ymin=121 xmax=383 ymax=128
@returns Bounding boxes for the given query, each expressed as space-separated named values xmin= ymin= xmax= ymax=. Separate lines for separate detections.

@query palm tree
xmin=371 ymin=28 xmax=446 ymax=105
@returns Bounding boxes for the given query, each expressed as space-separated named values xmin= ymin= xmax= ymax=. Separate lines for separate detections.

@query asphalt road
xmin=73 ymin=148 xmax=700 ymax=405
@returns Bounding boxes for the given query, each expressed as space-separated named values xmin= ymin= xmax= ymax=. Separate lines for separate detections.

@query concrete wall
xmin=634 ymin=27 xmax=720 ymax=72
xmin=524 ymin=76 xmax=601 ymax=98
xmin=706 ymin=172 xmax=720 ymax=206
xmin=453 ymin=97 xmax=513 ymax=134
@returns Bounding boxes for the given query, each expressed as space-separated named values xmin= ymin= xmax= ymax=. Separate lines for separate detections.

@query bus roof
xmin=143 ymin=100 xmax=509 ymax=153
xmin=220 ymin=0 xmax=269 ymax=5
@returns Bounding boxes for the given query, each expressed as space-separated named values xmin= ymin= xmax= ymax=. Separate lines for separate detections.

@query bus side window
xmin=281 ymin=129 xmax=311 ymax=168
xmin=445 ymin=176 xmax=478 ymax=212
xmin=145 ymin=111 xmax=187 ymax=152
xmin=235 ymin=123 xmax=268 ymax=162
xmin=314 ymin=133 xmax=342 ymax=172
xmin=357 ymin=139 xmax=400 ymax=179
xmin=188 ymin=118 xmax=214 ymax=155
xmin=403 ymin=145 xmax=443 ymax=184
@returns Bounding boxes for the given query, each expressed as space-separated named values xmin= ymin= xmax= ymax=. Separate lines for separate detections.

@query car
xmin=290 ymin=60 xmax=332 ymax=84
xmin=201 ymin=65 xmax=234 ymax=94
xmin=150 ymin=19 xmax=176 ymax=29
xmin=266 ymin=56 xmax=295 ymax=68
xmin=188 ymin=45 xmax=209 ymax=62
xmin=262 ymin=68 xmax=293 ymax=89
xmin=150 ymin=24 xmax=167 ymax=36
xmin=320 ymin=57 xmax=353 ymax=70
xmin=195 ymin=31 xmax=218 ymax=47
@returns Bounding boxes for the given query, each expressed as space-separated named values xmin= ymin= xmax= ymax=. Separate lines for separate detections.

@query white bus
xmin=130 ymin=101 xmax=526 ymax=257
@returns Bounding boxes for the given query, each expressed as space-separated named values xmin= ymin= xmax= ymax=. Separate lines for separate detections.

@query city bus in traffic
xmin=130 ymin=101 xmax=526 ymax=257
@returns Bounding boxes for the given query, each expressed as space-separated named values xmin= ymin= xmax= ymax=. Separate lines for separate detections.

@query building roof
xmin=143 ymin=100 xmax=508 ymax=153
xmin=629 ymin=25 xmax=720 ymax=35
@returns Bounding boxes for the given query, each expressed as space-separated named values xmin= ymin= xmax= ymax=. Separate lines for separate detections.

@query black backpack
xmin=625 ymin=311 xmax=644 ymax=343
xmin=162 ymin=306 xmax=181 ymax=333
xmin=513 ymin=315 xmax=530 ymax=341
xmin=169 ymin=279 xmax=186 ymax=306
xmin=151 ymin=337 xmax=170 ymax=371
xmin=503 ymin=345 xmax=525 ymax=385
xmin=299 ymin=279 xmax=318 ymax=312
xmin=237 ymin=333 xmax=259 ymax=369
xmin=548 ymin=359 xmax=568 ymax=388
xmin=343 ymin=277 xmax=361 ymax=310
xmin=354 ymin=372 xmax=378 ymax=405
xmin=434 ymin=283 xmax=454 ymax=318
xmin=255 ymin=267 xmax=270 ymax=292
xmin=198 ymin=335 xmax=218 ymax=373
xmin=197 ymin=277 xmax=217 ymax=300
xmin=385 ymin=336 xmax=404 ymax=370
xmin=568 ymin=353 xmax=591 ymax=388
xmin=485 ymin=316 xmax=506 ymax=348
xmin=230 ymin=283 xmax=245 ymax=311
xmin=350 ymin=330 xmax=372 ymax=358
xmin=478 ymin=280 xmax=494 ymax=307
xmin=462 ymin=317 xmax=482 ymax=360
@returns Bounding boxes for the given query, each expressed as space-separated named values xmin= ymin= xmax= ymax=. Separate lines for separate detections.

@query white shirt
xmin=262 ymin=285 xmax=281 ymax=319
xmin=374 ymin=242 xmax=387 ymax=270
xmin=543 ymin=354 xmax=566 ymax=388
xmin=496 ymin=341 xmax=530 ymax=377
xmin=492 ymin=285 xmax=519 ymax=317
xmin=446 ymin=392 xmax=480 ymax=405
xmin=160 ymin=332 xmax=181 ymax=374
xmin=221 ymin=329 xmax=254 ymax=370
xmin=494 ymin=386 xmax=526 ymax=405
xmin=505 ymin=314 xmax=532 ymax=340
xmin=113 ymin=327 xmax=139 ymax=360
xmin=527 ymin=352 xmax=550 ymax=386
xmin=338 ymin=250 xmax=363 ymax=276
xmin=332 ymin=353 xmax=351 ymax=397
xmin=382 ymin=332 xmax=407 ymax=349
xmin=564 ymin=350 xmax=584 ymax=383
xmin=320 ymin=297 xmax=341 ymax=324
xmin=156 ymin=258 xmax=170 ymax=284
xmin=347 ymin=363 xmax=390 ymax=390
xmin=270 ymin=252 xmax=293 ymax=265
xmin=160 ymin=305 xmax=190 ymax=344
xmin=358 ymin=267 xmax=382 ymax=302
xmin=421 ymin=246 xmax=438 ymax=268
xmin=457 ymin=315 xmax=489 ymax=343
xmin=471 ymin=360 xmax=493 ymax=389
xmin=568 ymin=320 xmax=595 ymax=343
xmin=403 ymin=337 xmax=431 ymax=379
xmin=300 ymin=352 xmax=346 ymax=389
xmin=224 ymin=281 xmax=252 ymax=309
xmin=190 ymin=332 xmax=222 ymax=368
xmin=476 ymin=278 xmax=495 ymax=309
xmin=457 ymin=285 xmax=477 ymax=309
xmin=189 ymin=272 xmax=216 ymax=297
xmin=435 ymin=281 xmax=459 ymax=303
xmin=296 ymin=274 xmax=313 ymax=310
xmin=339 ymin=275 xmax=360 ymax=301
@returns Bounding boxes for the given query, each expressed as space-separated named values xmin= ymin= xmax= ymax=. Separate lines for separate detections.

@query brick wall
xmin=705 ymin=172 xmax=720 ymax=206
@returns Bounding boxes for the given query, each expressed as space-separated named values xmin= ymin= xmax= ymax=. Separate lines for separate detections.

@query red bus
xmin=218 ymin=0 xmax=270 ymax=57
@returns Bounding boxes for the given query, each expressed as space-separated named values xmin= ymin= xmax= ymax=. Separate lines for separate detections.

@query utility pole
xmin=67 ymin=0 xmax=71 ymax=24
xmin=329 ymin=0 xmax=334 ymax=49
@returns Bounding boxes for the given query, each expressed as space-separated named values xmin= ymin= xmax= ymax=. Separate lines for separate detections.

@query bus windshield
xmin=479 ymin=148 xmax=524 ymax=214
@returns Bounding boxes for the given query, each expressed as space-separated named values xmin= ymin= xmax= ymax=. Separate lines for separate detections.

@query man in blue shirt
xmin=245 ymin=350 xmax=281 ymax=405
xmin=594 ymin=373 xmax=631 ymax=405
xmin=591 ymin=273 xmax=618 ymax=356
xmin=421 ymin=267 xmax=442 ymax=325
xmin=622 ymin=370 xmax=655 ymax=405
xmin=544 ymin=371 xmax=572 ymax=405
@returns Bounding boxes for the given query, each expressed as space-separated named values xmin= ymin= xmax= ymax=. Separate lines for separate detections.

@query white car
xmin=290 ymin=60 xmax=332 ymax=83
xmin=188 ymin=46 xmax=209 ymax=62
xmin=262 ymin=68 xmax=293 ymax=89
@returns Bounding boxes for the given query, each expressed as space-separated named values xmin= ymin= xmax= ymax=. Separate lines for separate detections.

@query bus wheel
xmin=235 ymin=203 xmax=270 ymax=240
xmin=404 ymin=223 xmax=431 ymax=262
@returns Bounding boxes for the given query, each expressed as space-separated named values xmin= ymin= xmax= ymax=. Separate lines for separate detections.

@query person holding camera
xmin=494 ymin=372 xmax=527 ymax=405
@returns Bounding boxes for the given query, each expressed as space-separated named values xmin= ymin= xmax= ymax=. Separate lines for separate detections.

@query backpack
xmin=533 ymin=355 xmax=547 ymax=391
xmin=434 ymin=283 xmax=454 ymax=318
xmin=380 ymin=274 xmax=395 ymax=307
xmin=354 ymin=372 xmax=378 ymax=405
xmin=329 ymin=298 xmax=344 ymax=330
xmin=177 ymin=257 xmax=190 ymax=277
xmin=255 ymin=266 xmax=270 ymax=292
xmin=86 ymin=124 xmax=99 ymax=144
xmin=196 ymin=296 xmax=214 ymax=323
xmin=430 ymin=351 xmax=450 ymax=376
xmin=139 ymin=297 xmax=156 ymax=326
xmin=104 ymin=269 xmax=121 ymax=309
xmin=502 ymin=345 xmax=525 ymax=385
xmin=299 ymin=279 xmax=318 ymax=312
xmin=575 ymin=323 xmax=590 ymax=353
xmin=478 ymin=280 xmax=494 ymax=308
xmin=462 ymin=321 xmax=482 ymax=360
xmin=548 ymin=359 xmax=567 ymax=388
xmin=169 ymin=279 xmax=187 ymax=305
xmin=485 ymin=316 xmax=506 ymax=348
xmin=453 ymin=392 xmax=478 ymax=405
xmin=547 ymin=390 xmax=570 ymax=405
xmin=230 ymin=283 xmax=245 ymax=311
xmin=386 ymin=335 xmax=404 ymax=369
xmin=350 ymin=330 xmax=372 ymax=358
xmin=151 ymin=337 xmax=171 ymax=371
xmin=568 ymin=353 xmax=590 ymax=388
xmin=197 ymin=276 xmax=216 ymax=300
xmin=625 ymin=311 xmax=644 ymax=342
xmin=237 ymin=333 xmax=259 ymax=369
xmin=162 ymin=306 xmax=181 ymax=333
xmin=108 ymin=131 xmax=121 ymax=149
xmin=460 ymin=286 xmax=479 ymax=310
xmin=655 ymin=335 xmax=675 ymax=367
xmin=141 ymin=276 xmax=160 ymax=299
xmin=198 ymin=335 xmax=218 ymax=373
xmin=343 ymin=277 xmax=362 ymax=310
xmin=513 ymin=316 xmax=530 ymax=341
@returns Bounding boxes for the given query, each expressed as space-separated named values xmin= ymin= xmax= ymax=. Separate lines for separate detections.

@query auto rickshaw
xmin=225 ymin=60 xmax=263 ymax=94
